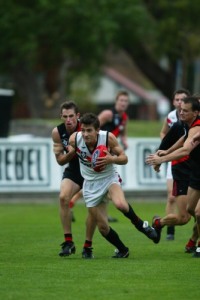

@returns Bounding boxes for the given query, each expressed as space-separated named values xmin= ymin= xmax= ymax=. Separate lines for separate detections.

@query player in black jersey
xmin=52 ymin=101 xmax=96 ymax=258
xmin=150 ymin=120 xmax=197 ymax=248
xmin=146 ymin=96 xmax=200 ymax=257
xmin=159 ymin=88 xmax=190 ymax=241
xmin=99 ymin=90 xmax=129 ymax=150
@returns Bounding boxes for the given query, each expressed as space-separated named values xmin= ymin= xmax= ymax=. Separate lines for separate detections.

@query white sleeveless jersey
xmin=167 ymin=109 xmax=178 ymax=128
xmin=75 ymin=130 xmax=116 ymax=180
xmin=166 ymin=109 xmax=179 ymax=177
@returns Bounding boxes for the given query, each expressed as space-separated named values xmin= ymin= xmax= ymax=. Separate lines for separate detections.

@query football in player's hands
xmin=91 ymin=145 xmax=107 ymax=172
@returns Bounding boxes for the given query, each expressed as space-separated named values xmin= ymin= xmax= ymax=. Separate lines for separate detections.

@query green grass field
xmin=0 ymin=200 xmax=198 ymax=300
xmin=127 ymin=120 xmax=163 ymax=137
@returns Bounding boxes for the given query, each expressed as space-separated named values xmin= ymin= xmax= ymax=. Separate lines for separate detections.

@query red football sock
xmin=154 ymin=218 xmax=162 ymax=229
xmin=186 ymin=239 xmax=196 ymax=247
xmin=84 ymin=240 xmax=92 ymax=248
xmin=64 ymin=233 xmax=73 ymax=242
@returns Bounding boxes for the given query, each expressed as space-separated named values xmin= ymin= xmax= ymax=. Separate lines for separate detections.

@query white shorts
xmin=83 ymin=172 xmax=121 ymax=207
xmin=166 ymin=162 xmax=173 ymax=180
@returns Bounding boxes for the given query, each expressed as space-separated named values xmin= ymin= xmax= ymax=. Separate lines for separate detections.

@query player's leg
xmin=108 ymin=183 xmax=158 ymax=243
xmin=174 ymin=194 xmax=191 ymax=224
xmin=160 ymin=194 xmax=191 ymax=226
xmin=186 ymin=187 xmax=200 ymax=217
xmin=82 ymin=212 xmax=97 ymax=259
xmin=69 ymin=190 xmax=83 ymax=208
xmin=186 ymin=187 xmax=200 ymax=257
xmin=89 ymin=203 xmax=129 ymax=258
xmin=106 ymin=192 xmax=118 ymax=223
xmin=165 ymin=176 xmax=176 ymax=240
xmin=185 ymin=221 xmax=198 ymax=253
xmin=59 ymin=178 xmax=80 ymax=256
xmin=193 ymin=197 xmax=200 ymax=257
xmin=69 ymin=189 xmax=83 ymax=222
xmin=193 ymin=195 xmax=200 ymax=258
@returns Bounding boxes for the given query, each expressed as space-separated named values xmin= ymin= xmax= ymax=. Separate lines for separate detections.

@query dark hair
xmin=80 ymin=113 xmax=100 ymax=130
xmin=116 ymin=90 xmax=129 ymax=101
xmin=60 ymin=101 xmax=79 ymax=114
xmin=193 ymin=93 xmax=200 ymax=102
xmin=173 ymin=88 xmax=191 ymax=98
xmin=182 ymin=96 xmax=200 ymax=111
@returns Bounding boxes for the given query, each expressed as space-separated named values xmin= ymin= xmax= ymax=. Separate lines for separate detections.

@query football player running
xmin=68 ymin=112 xmax=159 ymax=258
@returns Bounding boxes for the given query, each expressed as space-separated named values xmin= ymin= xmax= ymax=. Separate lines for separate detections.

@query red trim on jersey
xmin=76 ymin=147 xmax=91 ymax=161
xmin=167 ymin=118 xmax=172 ymax=126
xmin=172 ymin=156 xmax=189 ymax=166
xmin=76 ymin=121 xmax=81 ymax=132
xmin=111 ymin=112 xmax=128 ymax=137
xmin=190 ymin=118 xmax=200 ymax=128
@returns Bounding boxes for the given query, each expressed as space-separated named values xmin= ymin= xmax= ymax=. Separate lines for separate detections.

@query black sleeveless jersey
xmin=159 ymin=120 xmax=191 ymax=180
xmin=57 ymin=122 xmax=80 ymax=170
xmin=100 ymin=108 xmax=128 ymax=137
xmin=159 ymin=120 xmax=188 ymax=150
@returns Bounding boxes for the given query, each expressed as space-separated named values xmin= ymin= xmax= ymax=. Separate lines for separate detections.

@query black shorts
xmin=189 ymin=162 xmax=200 ymax=191
xmin=62 ymin=167 xmax=84 ymax=189
xmin=172 ymin=179 xmax=189 ymax=196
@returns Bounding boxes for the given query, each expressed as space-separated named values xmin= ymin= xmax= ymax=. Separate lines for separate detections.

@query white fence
xmin=0 ymin=137 xmax=167 ymax=193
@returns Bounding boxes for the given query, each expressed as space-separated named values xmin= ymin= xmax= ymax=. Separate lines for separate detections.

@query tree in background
xmin=0 ymin=0 xmax=119 ymax=117
xmin=0 ymin=0 xmax=200 ymax=117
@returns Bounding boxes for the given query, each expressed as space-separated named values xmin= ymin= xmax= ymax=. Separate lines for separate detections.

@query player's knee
xmin=180 ymin=213 xmax=191 ymax=225
xmin=114 ymin=201 xmax=128 ymax=212
xmin=186 ymin=205 xmax=195 ymax=217
xmin=167 ymin=195 xmax=175 ymax=204
xmin=59 ymin=193 xmax=70 ymax=207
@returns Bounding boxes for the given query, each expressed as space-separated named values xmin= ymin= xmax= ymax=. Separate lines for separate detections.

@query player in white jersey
xmin=69 ymin=112 xmax=159 ymax=258
xmin=160 ymin=88 xmax=190 ymax=240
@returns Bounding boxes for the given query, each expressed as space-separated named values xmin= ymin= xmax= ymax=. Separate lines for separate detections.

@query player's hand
xmin=95 ymin=150 xmax=112 ymax=168
xmin=153 ymin=164 xmax=161 ymax=172
xmin=65 ymin=145 xmax=75 ymax=154
xmin=145 ymin=154 xmax=162 ymax=165
xmin=156 ymin=150 xmax=167 ymax=156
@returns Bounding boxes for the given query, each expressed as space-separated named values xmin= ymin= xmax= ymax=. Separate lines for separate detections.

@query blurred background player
xmin=159 ymin=88 xmax=191 ymax=240
xmin=98 ymin=90 xmax=129 ymax=150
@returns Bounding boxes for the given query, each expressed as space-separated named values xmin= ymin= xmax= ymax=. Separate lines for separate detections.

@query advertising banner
xmin=0 ymin=137 xmax=167 ymax=193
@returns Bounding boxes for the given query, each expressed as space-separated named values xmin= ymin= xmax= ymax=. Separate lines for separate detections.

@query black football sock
xmin=167 ymin=226 xmax=175 ymax=235
xmin=103 ymin=227 xmax=128 ymax=252
xmin=123 ymin=204 xmax=144 ymax=230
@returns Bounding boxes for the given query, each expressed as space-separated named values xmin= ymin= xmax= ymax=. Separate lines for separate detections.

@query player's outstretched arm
xmin=146 ymin=128 xmax=199 ymax=166
xmin=98 ymin=110 xmax=113 ymax=127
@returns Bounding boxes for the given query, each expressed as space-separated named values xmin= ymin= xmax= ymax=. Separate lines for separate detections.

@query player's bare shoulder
xmin=52 ymin=126 xmax=60 ymax=142
xmin=52 ymin=126 xmax=64 ymax=155
xmin=108 ymin=132 xmax=119 ymax=148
